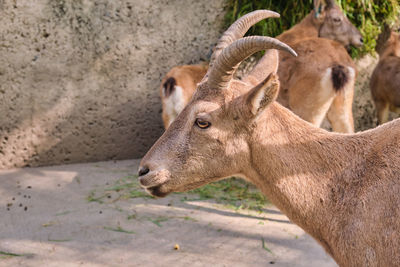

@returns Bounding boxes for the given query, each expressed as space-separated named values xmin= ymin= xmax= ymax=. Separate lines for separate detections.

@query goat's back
xmin=332 ymin=119 xmax=400 ymax=266
xmin=277 ymin=38 xmax=355 ymax=106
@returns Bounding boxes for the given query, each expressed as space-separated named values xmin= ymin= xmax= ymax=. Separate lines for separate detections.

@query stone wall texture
xmin=0 ymin=0 xmax=226 ymax=169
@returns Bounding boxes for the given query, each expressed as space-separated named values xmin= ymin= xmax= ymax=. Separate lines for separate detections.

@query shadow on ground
xmin=0 ymin=159 xmax=336 ymax=267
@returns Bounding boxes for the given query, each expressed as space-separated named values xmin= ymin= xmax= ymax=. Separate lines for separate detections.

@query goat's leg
xmin=289 ymin=77 xmax=335 ymax=127
xmin=162 ymin=110 xmax=171 ymax=130
xmin=326 ymin=89 xmax=355 ymax=133
xmin=375 ymin=101 xmax=390 ymax=125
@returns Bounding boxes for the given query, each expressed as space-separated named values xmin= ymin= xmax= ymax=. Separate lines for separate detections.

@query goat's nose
xmin=138 ymin=166 xmax=150 ymax=177
xmin=360 ymin=37 xmax=364 ymax=44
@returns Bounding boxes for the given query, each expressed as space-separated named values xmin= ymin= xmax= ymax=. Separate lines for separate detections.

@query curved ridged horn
xmin=208 ymin=36 xmax=297 ymax=90
xmin=209 ymin=10 xmax=280 ymax=68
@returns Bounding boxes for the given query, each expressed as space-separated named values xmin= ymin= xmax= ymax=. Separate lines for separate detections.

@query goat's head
xmin=376 ymin=24 xmax=400 ymax=58
xmin=138 ymin=10 xmax=296 ymax=197
xmin=313 ymin=0 xmax=363 ymax=48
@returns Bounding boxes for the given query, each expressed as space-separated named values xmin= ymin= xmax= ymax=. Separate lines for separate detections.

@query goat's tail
xmin=331 ymin=65 xmax=350 ymax=92
xmin=163 ymin=77 xmax=176 ymax=97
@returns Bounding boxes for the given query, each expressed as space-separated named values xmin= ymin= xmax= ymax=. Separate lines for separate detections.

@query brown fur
xmin=160 ymin=63 xmax=208 ymax=129
xmin=141 ymin=69 xmax=400 ymax=267
xmin=140 ymin=10 xmax=400 ymax=266
xmin=273 ymin=2 xmax=362 ymax=133
xmin=370 ymin=28 xmax=400 ymax=124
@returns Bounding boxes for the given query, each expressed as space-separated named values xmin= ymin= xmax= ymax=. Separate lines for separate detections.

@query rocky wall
xmin=0 ymin=0 xmax=226 ymax=169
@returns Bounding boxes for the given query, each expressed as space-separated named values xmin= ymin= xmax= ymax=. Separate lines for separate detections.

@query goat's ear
xmin=244 ymin=73 xmax=280 ymax=117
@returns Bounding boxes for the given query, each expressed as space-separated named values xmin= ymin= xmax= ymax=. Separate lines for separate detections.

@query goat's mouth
xmin=146 ymin=185 xmax=170 ymax=198
xmin=138 ymin=169 xmax=171 ymax=197
xmin=346 ymin=41 xmax=363 ymax=53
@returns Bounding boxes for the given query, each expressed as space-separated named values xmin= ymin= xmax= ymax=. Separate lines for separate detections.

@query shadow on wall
xmin=0 ymin=0 xmax=226 ymax=169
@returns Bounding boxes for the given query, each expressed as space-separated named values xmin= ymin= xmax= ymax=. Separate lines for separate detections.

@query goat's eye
xmin=195 ymin=118 xmax=211 ymax=129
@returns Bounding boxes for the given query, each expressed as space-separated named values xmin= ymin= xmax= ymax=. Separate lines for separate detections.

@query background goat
xmin=276 ymin=0 xmax=363 ymax=132
xmin=370 ymin=24 xmax=400 ymax=124
xmin=160 ymin=63 xmax=208 ymax=129
xmin=139 ymin=10 xmax=400 ymax=266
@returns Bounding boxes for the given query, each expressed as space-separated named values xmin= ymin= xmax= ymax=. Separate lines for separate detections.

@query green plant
xmin=224 ymin=0 xmax=400 ymax=58
xmin=103 ymin=226 xmax=136 ymax=234
xmin=0 ymin=251 xmax=33 ymax=259
xmin=184 ymin=178 xmax=269 ymax=211
xmin=93 ymin=174 xmax=268 ymax=211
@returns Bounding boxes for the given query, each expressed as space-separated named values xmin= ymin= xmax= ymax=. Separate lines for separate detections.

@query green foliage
xmin=225 ymin=0 xmax=400 ymax=57
xmin=225 ymin=0 xmax=313 ymax=37
xmin=340 ymin=0 xmax=400 ymax=57
xmin=184 ymin=178 xmax=269 ymax=211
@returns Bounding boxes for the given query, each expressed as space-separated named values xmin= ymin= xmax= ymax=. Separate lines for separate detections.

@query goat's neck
xmin=242 ymin=103 xmax=368 ymax=253
xmin=277 ymin=13 xmax=320 ymax=45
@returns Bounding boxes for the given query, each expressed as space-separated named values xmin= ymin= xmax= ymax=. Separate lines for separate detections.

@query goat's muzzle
xmin=138 ymin=166 xmax=150 ymax=177
xmin=137 ymin=167 xmax=171 ymax=197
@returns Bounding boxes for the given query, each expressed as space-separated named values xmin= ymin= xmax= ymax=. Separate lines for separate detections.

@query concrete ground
xmin=0 ymin=159 xmax=336 ymax=266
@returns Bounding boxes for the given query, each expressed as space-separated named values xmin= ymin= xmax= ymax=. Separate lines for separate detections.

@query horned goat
xmin=139 ymin=10 xmax=400 ymax=266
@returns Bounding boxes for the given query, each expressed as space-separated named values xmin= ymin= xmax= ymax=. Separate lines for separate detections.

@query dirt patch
xmin=0 ymin=160 xmax=336 ymax=266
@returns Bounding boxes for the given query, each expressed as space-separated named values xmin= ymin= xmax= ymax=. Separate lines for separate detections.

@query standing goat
xmin=160 ymin=63 xmax=208 ymax=129
xmin=275 ymin=0 xmax=363 ymax=132
xmin=370 ymin=25 xmax=400 ymax=124
xmin=139 ymin=10 xmax=400 ymax=266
